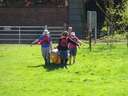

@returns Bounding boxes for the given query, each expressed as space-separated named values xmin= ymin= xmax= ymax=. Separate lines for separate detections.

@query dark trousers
xmin=59 ymin=50 xmax=68 ymax=68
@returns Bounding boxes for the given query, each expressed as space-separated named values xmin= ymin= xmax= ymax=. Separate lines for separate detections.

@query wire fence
xmin=0 ymin=26 xmax=64 ymax=44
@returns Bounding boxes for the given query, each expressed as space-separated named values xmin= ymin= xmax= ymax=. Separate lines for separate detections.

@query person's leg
xmin=59 ymin=50 xmax=68 ymax=68
xmin=64 ymin=58 xmax=68 ymax=68
xmin=41 ymin=47 xmax=50 ymax=65
xmin=69 ymin=48 xmax=71 ymax=64
xmin=73 ymin=56 xmax=76 ymax=64
xmin=63 ymin=50 xmax=68 ymax=68
xmin=69 ymin=48 xmax=74 ymax=64
xmin=69 ymin=55 xmax=71 ymax=64
xmin=45 ymin=47 xmax=51 ymax=65
xmin=72 ymin=48 xmax=77 ymax=64
xmin=59 ymin=50 xmax=64 ymax=67
xmin=61 ymin=58 xmax=64 ymax=65
xmin=41 ymin=47 xmax=47 ymax=64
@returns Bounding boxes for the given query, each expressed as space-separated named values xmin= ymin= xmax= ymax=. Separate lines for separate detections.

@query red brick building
xmin=0 ymin=0 xmax=105 ymax=36
xmin=0 ymin=0 xmax=68 ymax=26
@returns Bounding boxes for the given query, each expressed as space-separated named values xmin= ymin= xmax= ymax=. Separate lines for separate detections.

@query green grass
xmin=0 ymin=44 xmax=128 ymax=96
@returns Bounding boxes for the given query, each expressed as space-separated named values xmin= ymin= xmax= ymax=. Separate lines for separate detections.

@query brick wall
xmin=0 ymin=8 xmax=67 ymax=26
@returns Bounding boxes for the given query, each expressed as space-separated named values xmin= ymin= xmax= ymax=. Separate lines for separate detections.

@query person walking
xmin=31 ymin=29 xmax=52 ymax=65
xmin=68 ymin=32 xmax=81 ymax=64
xmin=57 ymin=31 xmax=69 ymax=68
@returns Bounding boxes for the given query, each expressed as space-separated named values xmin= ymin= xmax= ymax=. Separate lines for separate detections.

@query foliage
xmin=99 ymin=33 xmax=126 ymax=43
xmin=103 ymin=0 xmax=128 ymax=33
xmin=122 ymin=1 xmax=128 ymax=24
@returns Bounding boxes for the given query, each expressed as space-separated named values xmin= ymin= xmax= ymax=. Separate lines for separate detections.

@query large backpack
xmin=58 ymin=37 xmax=68 ymax=50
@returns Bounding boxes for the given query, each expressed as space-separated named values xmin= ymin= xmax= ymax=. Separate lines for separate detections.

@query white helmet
xmin=43 ymin=29 xmax=49 ymax=34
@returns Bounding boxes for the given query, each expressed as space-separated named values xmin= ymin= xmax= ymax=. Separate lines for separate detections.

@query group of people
xmin=31 ymin=26 xmax=81 ymax=68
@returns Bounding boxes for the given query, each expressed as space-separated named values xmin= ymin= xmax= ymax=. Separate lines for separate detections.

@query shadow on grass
xmin=27 ymin=63 xmax=65 ymax=71
xmin=27 ymin=64 xmax=43 ymax=68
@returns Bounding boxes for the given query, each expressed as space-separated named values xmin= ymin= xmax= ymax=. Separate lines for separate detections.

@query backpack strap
xmin=68 ymin=36 xmax=79 ymax=46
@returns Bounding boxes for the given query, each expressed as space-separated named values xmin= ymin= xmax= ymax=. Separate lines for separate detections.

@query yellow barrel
xmin=50 ymin=49 xmax=61 ymax=64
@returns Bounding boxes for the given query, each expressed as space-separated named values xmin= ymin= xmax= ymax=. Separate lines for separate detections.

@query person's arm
xmin=68 ymin=37 xmax=79 ymax=46
xmin=77 ymin=38 xmax=82 ymax=45
xmin=31 ymin=39 xmax=39 ymax=46
xmin=31 ymin=35 xmax=43 ymax=46
xmin=32 ymin=39 xmax=39 ymax=44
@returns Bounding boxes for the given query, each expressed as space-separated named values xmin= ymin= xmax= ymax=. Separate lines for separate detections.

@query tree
xmin=104 ymin=0 xmax=128 ymax=33
xmin=96 ymin=0 xmax=128 ymax=48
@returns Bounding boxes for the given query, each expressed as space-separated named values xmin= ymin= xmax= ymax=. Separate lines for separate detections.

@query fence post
xmin=94 ymin=26 xmax=97 ymax=44
xmin=89 ymin=29 xmax=92 ymax=52
xmin=19 ymin=26 xmax=21 ymax=44
xmin=88 ymin=11 xmax=92 ymax=51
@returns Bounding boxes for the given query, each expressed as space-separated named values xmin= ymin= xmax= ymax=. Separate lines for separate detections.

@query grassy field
xmin=0 ymin=44 xmax=128 ymax=96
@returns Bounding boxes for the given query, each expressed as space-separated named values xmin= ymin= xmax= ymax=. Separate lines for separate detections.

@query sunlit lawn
xmin=0 ymin=44 xmax=128 ymax=96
